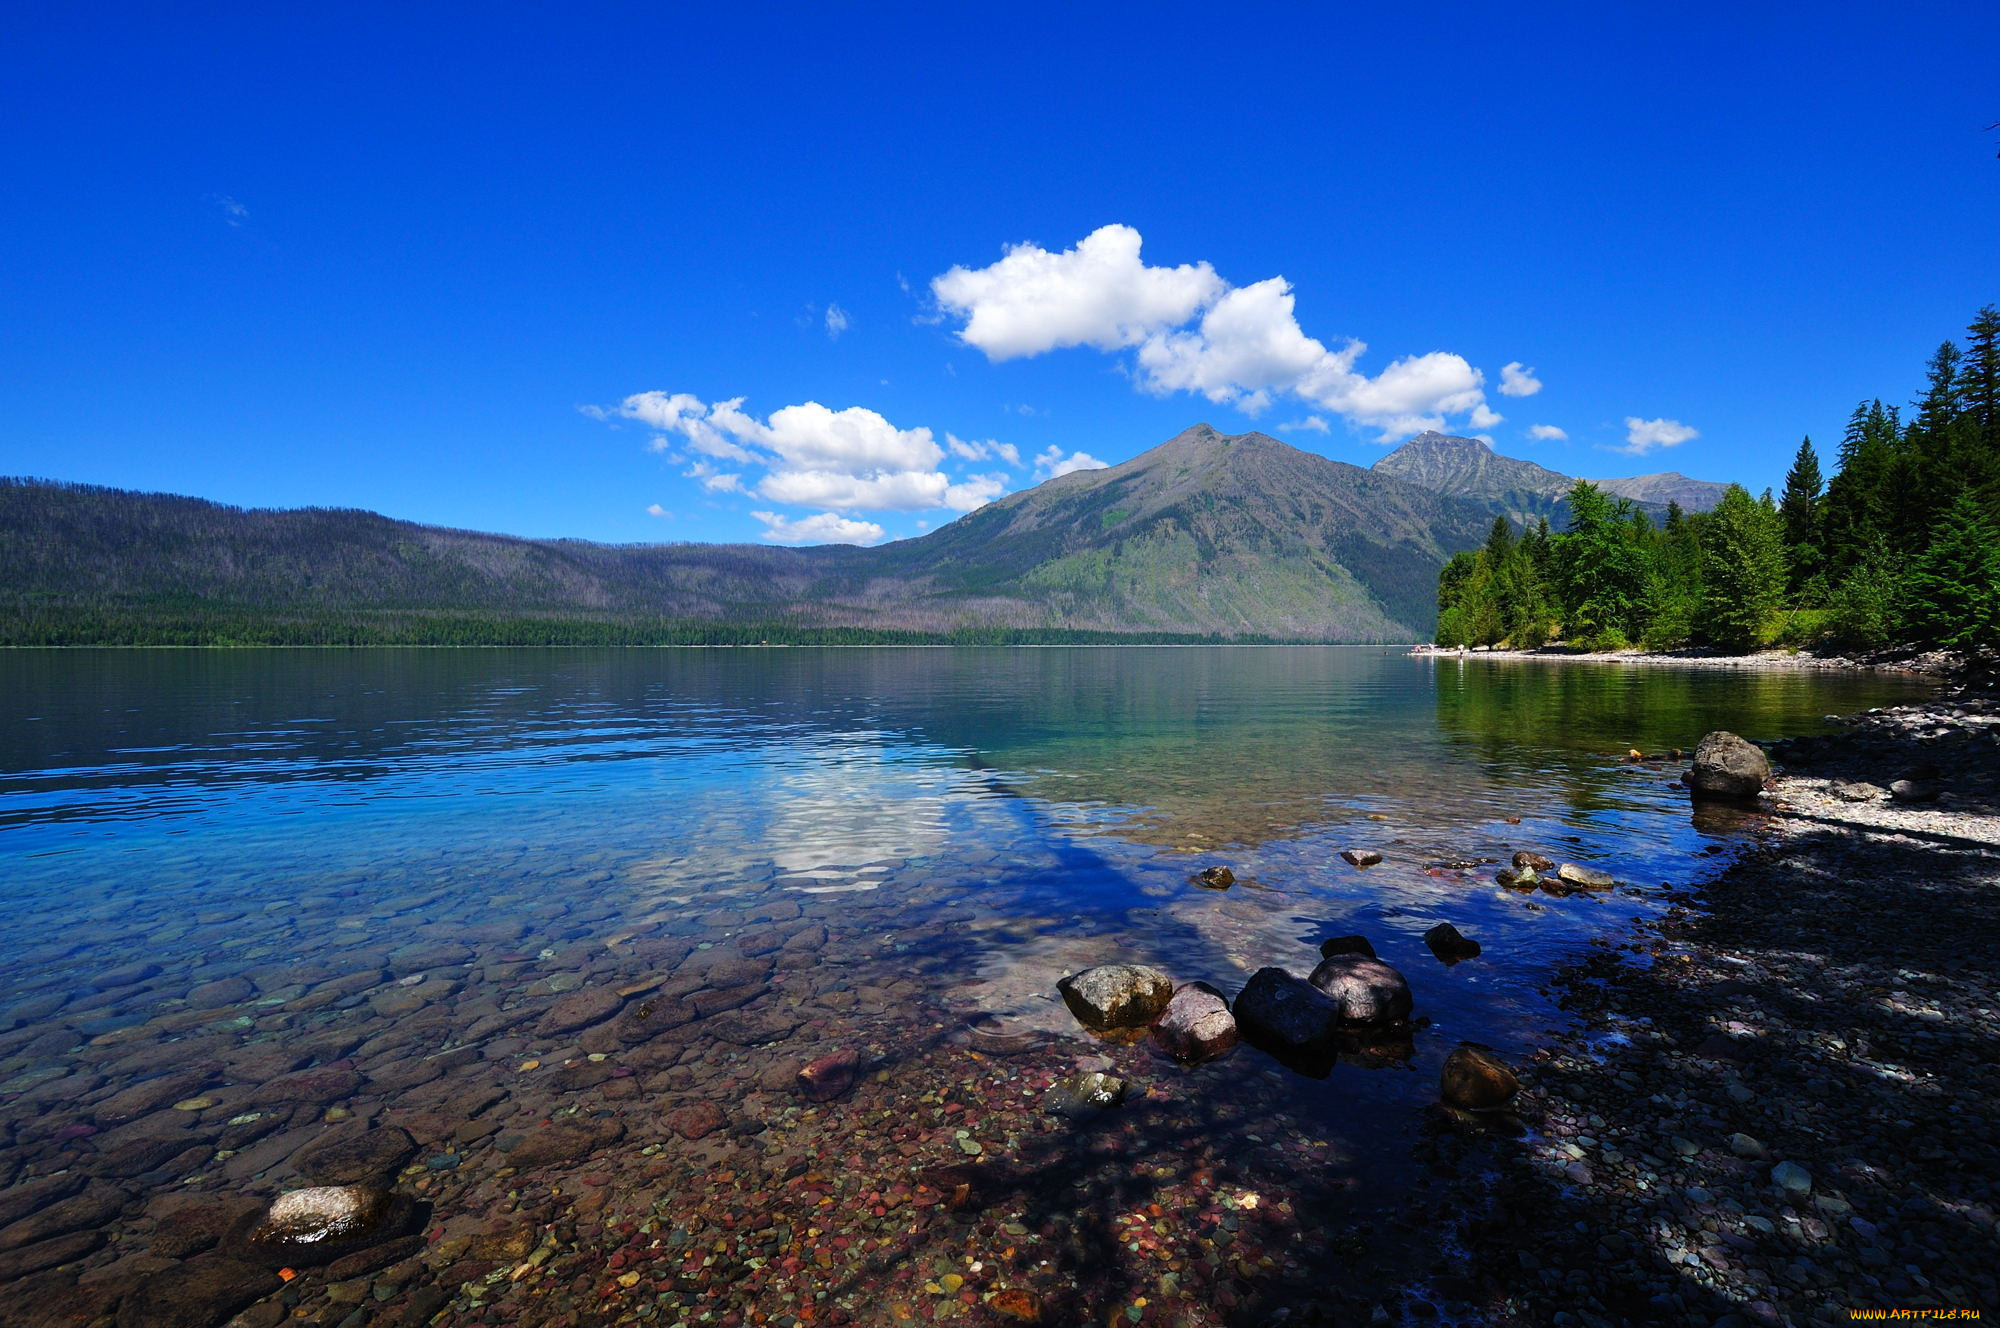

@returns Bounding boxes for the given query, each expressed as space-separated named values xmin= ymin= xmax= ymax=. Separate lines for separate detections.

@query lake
xmin=0 ymin=648 xmax=1932 ymax=1324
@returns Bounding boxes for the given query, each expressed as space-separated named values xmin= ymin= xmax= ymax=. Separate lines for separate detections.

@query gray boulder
xmin=1057 ymin=964 xmax=1174 ymax=1031
xmin=1232 ymin=968 xmax=1342 ymax=1071
xmin=1149 ymin=982 xmax=1238 ymax=1063
xmin=1682 ymin=731 xmax=1770 ymax=803
xmin=1306 ymin=955 xmax=1412 ymax=1026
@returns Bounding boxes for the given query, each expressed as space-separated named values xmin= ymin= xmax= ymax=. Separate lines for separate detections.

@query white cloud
xmin=209 ymin=194 xmax=248 ymax=227
xmin=1498 ymin=362 xmax=1543 ymax=397
xmin=1033 ymin=446 xmax=1110 ymax=480
xmin=1469 ymin=403 xmax=1504 ymax=430
xmin=646 ymin=503 xmax=671 ymax=518
xmin=604 ymin=392 xmax=1020 ymax=518
xmin=1619 ymin=416 xmax=1699 ymax=455
xmin=825 ymin=303 xmax=850 ymax=339
xmin=1277 ymin=416 xmax=1330 ymax=433
xmin=931 ymin=223 xmax=1225 ymax=360
xmin=1526 ymin=424 xmax=1568 ymax=442
xmin=946 ymin=433 xmax=1022 ymax=466
xmin=932 ymin=225 xmax=1499 ymax=440
xmin=752 ymin=511 xmax=885 ymax=545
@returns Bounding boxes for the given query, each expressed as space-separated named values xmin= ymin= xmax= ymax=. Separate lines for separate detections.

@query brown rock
xmin=504 ymin=1118 xmax=625 ymax=1169
xmin=1149 ymin=983 xmax=1237 ymax=1063
xmin=534 ymin=987 xmax=624 ymax=1038
xmin=1056 ymin=965 xmax=1174 ymax=1031
xmin=1306 ymin=955 xmax=1413 ymax=1025
xmin=185 ymin=976 xmax=256 ymax=1010
xmin=797 ymin=1049 xmax=860 ymax=1102
xmin=249 ymin=1066 xmax=362 ymax=1107
xmin=990 ymin=1288 xmax=1044 ymax=1323
xmin=1440 ymin=1042 xmax=1519 ymax=1110
xmin=0 ymin=1183 xmax=127 ymax=1253
xmin=0 ymin=1229 xmax=105 ymax=1280
xmin=1339 ymin=849 xmax=1383 ymax=867
xmin=113 ymin=1255 xmax=278 ymax=1328
xmin=1511 ymin=850 xmax=1555 ymax=871
xmin=666 ymin=1101 xmax=726 ymax=1139
xmin=1192 ymin=865 xmax=1235 ymax=890
xmin=293 ymin=1126 xmax=417 ymax=1185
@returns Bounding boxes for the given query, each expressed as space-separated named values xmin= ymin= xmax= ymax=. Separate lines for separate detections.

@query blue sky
xmin=3 ymin=4 xmax=1997 ymax=546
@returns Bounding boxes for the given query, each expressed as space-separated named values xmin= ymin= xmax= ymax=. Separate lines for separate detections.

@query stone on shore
xmin=1149 ymin=982 xmax=1238 ymax=1062
xmin=1306 ymin=954 xmax=1413 ymax=1026
xmin=1340 ymin=849 xmax=1383 ymax=868
xmin=1232 ymin=968 xmax=1342 ymax=1066
xmin=1424 ymin=922 xmax=1482 ymax=960
xmin=1682 ymin=731 xmax=1771 ymax=803
xmin=1440 ymin=1042 xmax=1519 ymax=1110
xmin=1830 ymin=780 xmax=1885 ymax=802
xmin=1057 ymin=964 xmax=1174 ymax=1031
xmin=1192 ymin=865 xmax=1235 ymax=890
xmin=1512 ymin=850 xmax=1555 ymax=871
xmin=1771 ymin=1160 xmax=1813 ymax=1196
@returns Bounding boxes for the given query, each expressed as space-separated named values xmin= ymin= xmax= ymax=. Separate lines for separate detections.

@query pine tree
xmin=1779 ymin=436 xmax=1823 ymax=596
xmin=1551 ymin=481 xmax=1648 ymax=647
xmin=1903 ymin=491 xmax=2000 ymax=649
xmin=1964 ymin=305 xmax=2000 ymax=450
xmin=1697 ymin=485 xmax=1787 ymax=651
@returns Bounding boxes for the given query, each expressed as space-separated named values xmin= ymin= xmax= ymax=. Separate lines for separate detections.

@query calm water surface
xmin=0 ymin=649 xmax=1932 ymax=1323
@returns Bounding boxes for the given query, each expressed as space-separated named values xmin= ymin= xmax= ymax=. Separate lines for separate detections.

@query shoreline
xmin=1407 ymin=643 xmax=1965 ymax=676
xmin=1396 ymin=666 xmax=2000 ymax=1324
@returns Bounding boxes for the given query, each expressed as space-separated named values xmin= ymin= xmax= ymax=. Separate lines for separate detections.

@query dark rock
xmin=1148 ymin=983 xmax=1237 ymax=1062
xmin=1056 ymin=964 xmax=1174 ymax=1031
xmin=1232 ymin=968 xmax=1342 ymax=1075
xmin=1424 ymin=922 xmax=1481 ymax=961
xmin=1192 ymin=865 xmax=1235 ymax=890
xmin=1889 ymin=779 xmax=1938 ymax=803
xmin=549 ymin=1059 xmax=617 ymax=1092
xmin=797 ymin=1049 xmax=860 ymax=1102
xmin=1440 ymin=1042 xmax=1519 ymax=1110
xmin=1306 ymin=955 xmax=1413 ymax=1025
xmin=1682 ymin=731 xmax=1770 ymax=803
xmin=93 ymin=962 xmax=160 ymax=991
xmin=0 ymin=1183 xmax=127 ymax=1253
xmin=1339 ymin=849 xmax=1383 ymax=867
xmin=504 ymin=1117 xmax=624 ymax=1169
xmin=0 ymin=1174 xmax=85 ymax=1230
xmin=1316 ymin=935 xmax=1377 ymax=960
xmin=323 ymin=1232 xmax=425 ymax=1282
xmin=692 ymin=982 xmax=767 ymax=1018
xmin=1830 ymin=780 xmax=1885 ymax=802
xmin=240 ymin=1185 xmax=413 ymax=1267
xmin=114 ymin=1256 xmax=278 ymax=1328
xmin=0 ymin=1229 xmax=105 ymax=1280
xmin=248 ymin=1066 xmax=362 ymax=1107
xmin=1045 ymin=1072 xmax=1129 ymax=1119
xmin=185 ymin=976 xmax=256 ymax=1010
xmin=294 ymin=1127 xmax=416 ymax=1185
xmin=1512 ymin=850 xmax=1555 ymax=871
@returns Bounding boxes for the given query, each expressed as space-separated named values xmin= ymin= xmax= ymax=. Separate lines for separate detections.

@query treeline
xmin=1436 ymin=304 xmax=2000 ymax=653
xmin=0 ymin=605 xmax=1305 ymax=648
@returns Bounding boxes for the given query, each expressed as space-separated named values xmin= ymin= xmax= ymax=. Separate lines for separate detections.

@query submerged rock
xmin=1424 ymin=922 xmax=1482 ymax=961
xmin=241 ymin=1184 xmax=410 ymax=1266
xmin=1057 ymin=964 xmax=1174 ymax=1031
xmin=294 ymin=1126 xmax=416 ymax=1186
xmin=1512 ymin=850 xmax=1555 ymax=872
xmin=797 ymin=1048 xmax=860 ymax=1102
xmin=1306 ymin=955 xmax=1412 ymax=1026
xmin=1339 ymin=849 xmax=1383 ymax=868
xmin=1440 ymin=1042 xmax=1518 ymax=1110
xmin=1682 ymin=731 xmax=1771 ymax=803
xmin=1191 ymin=865 xmax=1235 ymax=890
xmin=1317 ymin=934 xmax=1378 ymax=960
xmin=1045 ymin=1071 xmax=1129 ymax=1118
xmin=1149 ymin=982 xmax=1237 ymax=1062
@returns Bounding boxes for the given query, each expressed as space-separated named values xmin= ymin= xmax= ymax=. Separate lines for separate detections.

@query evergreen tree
xmin=1696 ymin=485 xmax=1787 ymax=651
xmin=1964 ymin=305 xmax=2000 ymax=451
xmin=1778 ymin=436 xmax=1823 ymax=596
xmin=1551 ymin=481 xmax=1648 ymax=647
xmin=1903 ymin=491 xmax=2000 ymax=649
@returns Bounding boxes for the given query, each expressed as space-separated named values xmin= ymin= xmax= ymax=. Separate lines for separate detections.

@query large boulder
xmin=1057 ymin=964 xmax=1174 ymax=1031
xmin=1305 ymin=955 xmax=1412 ymax=1026
xmin=1682 ymin=731 xmax=1771 ymax=803
xmin=1440 ymin=1042 xmax=1519 ymax=1110
xmin=1149 ymin=982 xmax=1238 ymax=1063
xmin=1424 ymin=922 xmax=1481 ymax=961
xmin=1232 ymin=968 xmax=1342 ymax=1074
xmin=239 ymin=1185 xmax=412 ymax=1266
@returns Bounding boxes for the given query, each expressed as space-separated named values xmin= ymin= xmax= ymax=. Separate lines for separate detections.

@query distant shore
xmin=1399 ymin=658 xmax=2000 ymax=1323
xmin=1407 ymin=641 xmax=1962 ymax=676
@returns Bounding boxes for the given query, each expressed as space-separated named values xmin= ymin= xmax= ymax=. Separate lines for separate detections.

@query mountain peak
xmin=1401 ymin=429 xmax=1492 ymax=451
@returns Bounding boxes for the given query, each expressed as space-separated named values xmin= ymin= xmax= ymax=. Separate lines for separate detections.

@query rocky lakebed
xmin=0 ymin=659 xmax=1993 ymax=1328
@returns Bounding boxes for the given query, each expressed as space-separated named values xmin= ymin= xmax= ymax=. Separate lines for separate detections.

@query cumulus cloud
xmin=1469 ymin=403 xmax=1504 ymax=430
xmin=752 ymin=511 xmax=885 ymax=545
xmin=1526 ymin=424 xmax=1568 ymax=442
xmin=932 ymin=225 xmax=1500 ymax=440
xmin=1033 ymin=446 xmax=1110 ymax=480
xmin=1619 ymin=417 xmax=1699 ymax=455
xmin=646 ymin=503 xmax=671 ymax=518
xmin=1277 ymin=416 xmax=1330 ymax=433
xmin=1498 ymin=362 xmax=1543 ymax=397
xmin=825 ymin=304 xmax=850 ymax=339
xmin=600 ymin=392 xmax=1020 ymax=521
xmin=931 ymin=223 xmax=1224 ymax=359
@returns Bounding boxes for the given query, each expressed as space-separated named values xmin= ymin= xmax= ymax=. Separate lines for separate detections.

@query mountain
xmin=1 ymin=427 xmax=1503 ymax=645
xmin=1584 ymin=471 xmax=1734 ymax=510
xmin=1371 ymin=430 xmax=1730 ymax=525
